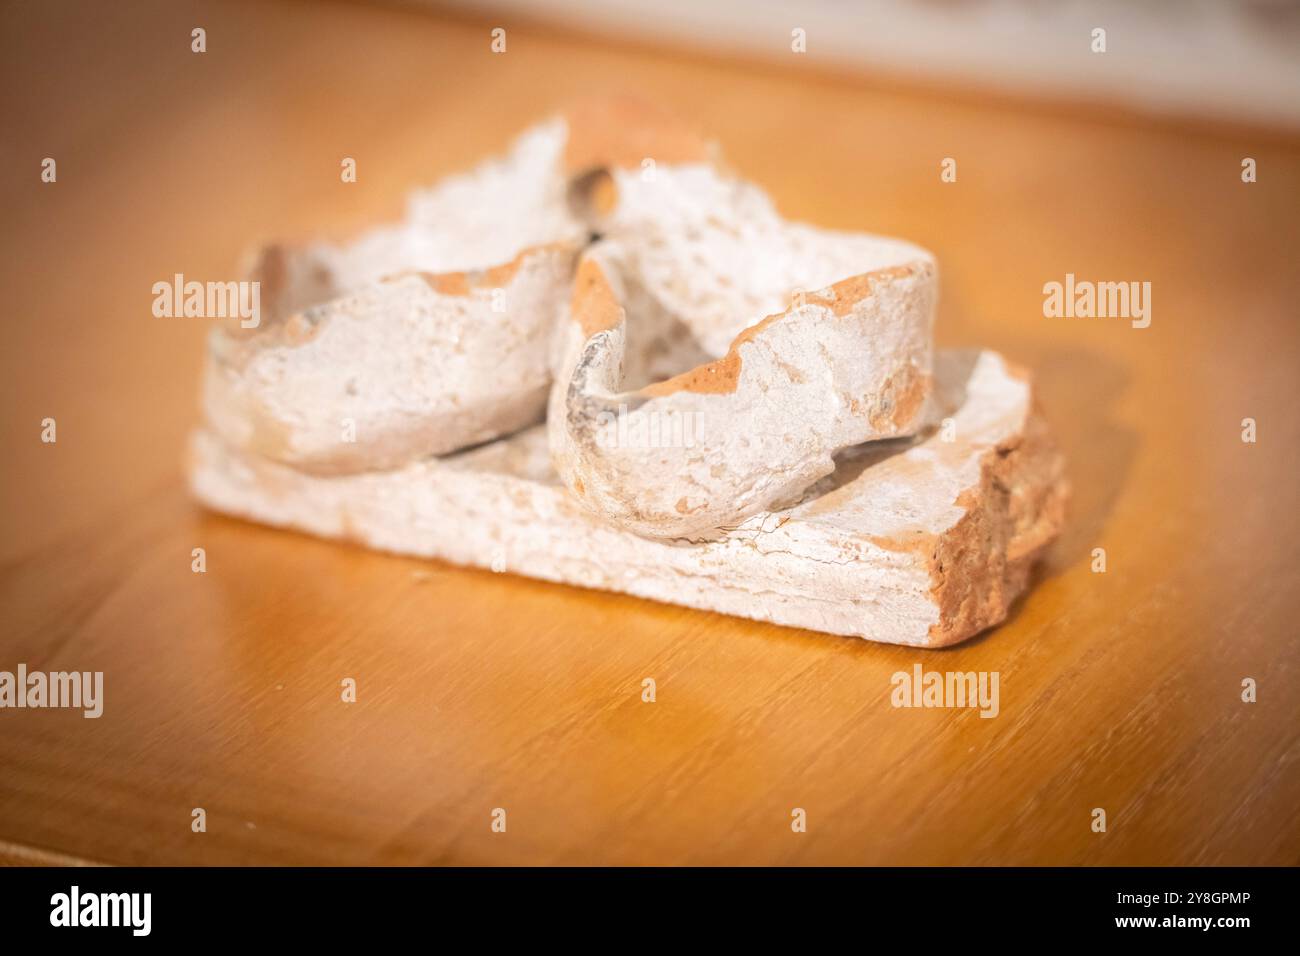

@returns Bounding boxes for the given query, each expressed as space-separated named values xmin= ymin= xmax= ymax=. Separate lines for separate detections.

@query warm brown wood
xmin=1 ymin=0 xmax=1297 ymax=866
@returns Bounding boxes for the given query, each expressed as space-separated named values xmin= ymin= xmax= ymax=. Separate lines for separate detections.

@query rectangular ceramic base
xmin=189 ymin=350 xmax=1067 ymax=646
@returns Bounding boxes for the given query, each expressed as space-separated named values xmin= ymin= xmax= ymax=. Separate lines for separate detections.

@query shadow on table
xmin=1032 ymin=344 xmax=1138 ymax=576
xmin=949 ymin=343 xmax=1139 ymax=649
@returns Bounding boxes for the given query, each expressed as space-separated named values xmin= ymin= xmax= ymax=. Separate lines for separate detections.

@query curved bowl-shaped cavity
xmin=549 ymin=248 xmax=937 ymax=539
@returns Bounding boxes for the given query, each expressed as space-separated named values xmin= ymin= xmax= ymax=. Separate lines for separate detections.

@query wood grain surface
xmin=1 ymin=0 xmax=1297 ymax=866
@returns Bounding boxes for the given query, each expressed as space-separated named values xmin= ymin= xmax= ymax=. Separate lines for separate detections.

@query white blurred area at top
xmin=429 ymin=0 xmax=1300 ymax=128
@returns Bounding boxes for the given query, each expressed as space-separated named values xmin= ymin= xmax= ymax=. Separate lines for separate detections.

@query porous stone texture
xmin=550 ymin=150 xmax=940 ymax=539
xmin=189 ymin=349 xmax=1068 ymax=647
xmin=205 ymin=244 xmax=575 ymax=475
xmin=548 ymin=250 xmax=937 ymax=539
xmin=571 ymin=161 xmax=937 ymax=357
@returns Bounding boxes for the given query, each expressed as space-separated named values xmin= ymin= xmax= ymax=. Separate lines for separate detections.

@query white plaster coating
xmin=207 ymin=120 xmax=586 ymax=474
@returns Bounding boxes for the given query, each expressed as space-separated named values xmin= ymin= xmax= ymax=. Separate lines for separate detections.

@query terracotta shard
xmin=547 ymin=242 xmax=936 ymax=540
xmin=204 ymin=243 xmax=576 ymax=474
xmin=205 ymin=119 xmax=586 ymax=474
xmin=191 ymin=99 xmax=1067 ymax=645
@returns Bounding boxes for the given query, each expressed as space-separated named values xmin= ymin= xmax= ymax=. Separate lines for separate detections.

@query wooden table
xmin=2 ymin=0 xmax=1297 ymax=866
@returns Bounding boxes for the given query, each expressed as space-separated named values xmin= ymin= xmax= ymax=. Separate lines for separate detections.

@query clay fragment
xmin=548 ymin=247 xmax=936 ymax=538
xmin=205 ymin=119 xmax=585 ymax=474
xmin=190 ymin=98 xmax=1068 ymax=645
xmin=205 ymin=99 xmax=716 ymax=475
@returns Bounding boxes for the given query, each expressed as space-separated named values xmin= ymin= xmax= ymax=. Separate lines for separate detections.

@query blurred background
xmin=431 ymin=0 xmax=1300 ymax=127
xmin=1 ymin=0 xmax=1297 ymax=866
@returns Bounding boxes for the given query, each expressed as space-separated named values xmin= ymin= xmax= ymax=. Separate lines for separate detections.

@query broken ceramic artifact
xmin=189 ymin=99 xmax=1067 ymax=646
xmin=191 ymin=350 xmax=1066 ymax=646
xmin=549 ymin=243 xmax=935 ymax=539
